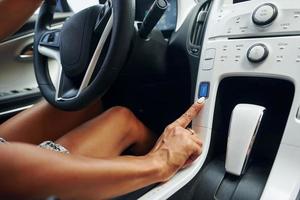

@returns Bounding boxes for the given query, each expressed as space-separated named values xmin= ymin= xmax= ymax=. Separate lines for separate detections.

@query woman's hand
xmin=149 ymin=97 xmax=205 ymax=182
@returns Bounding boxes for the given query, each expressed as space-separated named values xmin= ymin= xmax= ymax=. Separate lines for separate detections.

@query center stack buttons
xmin=202 ymin=48 xmax=216 ymax=70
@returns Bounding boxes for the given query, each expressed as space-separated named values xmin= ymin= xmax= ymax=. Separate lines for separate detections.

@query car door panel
xmin=0 ymin=12 xmax=72 ymax=121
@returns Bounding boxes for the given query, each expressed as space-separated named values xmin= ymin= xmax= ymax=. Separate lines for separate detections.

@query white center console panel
xmin=211 ymin=0 xmax=300 ymax=38
xmin=193 ymin=0 xmax=300 ymax=199
xmin=141 ymin=1 xmax=300 ymax=199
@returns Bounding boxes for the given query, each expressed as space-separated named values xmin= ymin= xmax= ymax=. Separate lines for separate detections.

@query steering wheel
xmin=34 ymin=0 xmax=135 ymax=111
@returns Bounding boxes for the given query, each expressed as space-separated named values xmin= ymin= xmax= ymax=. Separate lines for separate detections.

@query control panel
xmin=210 ymin=1 xmax=300 ymax=38
xmin=200 ymin=37 xmax=300 ymax=73
xmin=198 ymin=0 xmax=300 ymax=73
xmin=194 ymin=1 xmax=300 ymax=199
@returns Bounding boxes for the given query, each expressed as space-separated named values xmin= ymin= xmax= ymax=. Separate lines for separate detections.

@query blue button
xmin=198 ymin=82 xmax=210 ymax=98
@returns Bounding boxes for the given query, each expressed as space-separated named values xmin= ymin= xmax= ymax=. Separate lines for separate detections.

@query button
xmin=202 ymin=59 xmax=215 ymax=70
xmin=204 ymin=48 xmax=216 ymax=60
xmin=252 ymin=3 xmax=278 ymax=26
xmin=198 ymin=82 xmax=210 ymax=98
xmin=202 ymin=49 xmax=216 ymax=70
xmin=247 ymin=43 xmax=269 ymax=63
xmin=297 ymin=107 xmax=300 ymax=120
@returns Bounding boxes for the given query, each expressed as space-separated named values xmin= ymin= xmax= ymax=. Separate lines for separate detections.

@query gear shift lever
xmin=225 ymin=104 xmax=265 ymax=176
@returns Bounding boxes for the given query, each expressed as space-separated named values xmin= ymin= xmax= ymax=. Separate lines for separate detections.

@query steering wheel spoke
xmin=38 ymin=42 xmax=79 ymax=101
xmin=37 ymin=30 xmax=62 ymax=95
xmin=56 ymin=71 xmax=79 ymax=101
xmin=79 ymin=13 xmax=113 ymax=92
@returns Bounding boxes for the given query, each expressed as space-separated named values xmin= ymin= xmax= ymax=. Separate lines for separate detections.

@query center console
xmin=139 ymin=0 xmax=300 ymax=199
xmin=192 ymin=0 xmax=300 ymax=199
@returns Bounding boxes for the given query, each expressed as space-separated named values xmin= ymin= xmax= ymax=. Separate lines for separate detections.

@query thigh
xmin=56 ymin=107 xmax=156 ymax=158
xmin=0 ymin=100 xmax=102 ymax=144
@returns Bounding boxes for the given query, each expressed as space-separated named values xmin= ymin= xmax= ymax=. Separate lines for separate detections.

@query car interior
xmin=0 ymin=0 xmax=300 ymax=199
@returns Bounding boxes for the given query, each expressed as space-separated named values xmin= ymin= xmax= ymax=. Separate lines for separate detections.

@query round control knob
xmin=247 ymin=43 xmax=269 ymax=63
xmin=252 ymin=3 xmax=278 ymax=26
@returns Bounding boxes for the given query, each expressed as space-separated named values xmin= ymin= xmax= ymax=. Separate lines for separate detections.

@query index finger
xmin=170 ymin=97 xmax=205 ymax=128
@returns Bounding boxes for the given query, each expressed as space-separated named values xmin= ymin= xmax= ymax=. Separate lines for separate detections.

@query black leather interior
xmin=60 ymin=6 xmax=101 ymax=79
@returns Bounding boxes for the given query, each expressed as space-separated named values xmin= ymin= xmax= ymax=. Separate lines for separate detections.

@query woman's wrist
xmin=145 ymin=151 xmax=173 ymax=183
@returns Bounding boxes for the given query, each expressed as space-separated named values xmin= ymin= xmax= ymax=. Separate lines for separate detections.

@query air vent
xmin=189 ymin=1 xmax=210 ymax=55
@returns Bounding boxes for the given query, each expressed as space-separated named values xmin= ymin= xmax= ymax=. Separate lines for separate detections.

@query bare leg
xmin=57 ymin=106 xmax=157 ymax=158
xmin=0 ymin=100 xmax=102 ymax=144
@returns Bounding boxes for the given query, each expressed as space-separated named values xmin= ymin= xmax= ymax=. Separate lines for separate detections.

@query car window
xmin=67 ymin=0 xmax=99 ymax=12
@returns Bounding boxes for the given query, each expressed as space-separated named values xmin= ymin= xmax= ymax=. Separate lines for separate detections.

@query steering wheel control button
xmin=202 ymin=48 xmax=216 ymax=70
xmin=40 ymin=31 xmax=60 ymax=48
xmin=198 ymin=82 xmax=210 ymax=98
xmin=247 ymin=43 xmax=269 ymax=63
xmin=252 ymin=3 xmax=278 ymax=26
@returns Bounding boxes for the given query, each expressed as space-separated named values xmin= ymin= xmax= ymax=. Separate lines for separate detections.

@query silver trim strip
xmin=0 ymin=33 xmax=34 ymax=46
xmin=77 ymin=13 xmax=113 ymax=94
xmin=0 ymin=105 xmax=33 ymax=116
xmin=241 ymin=110 xmax=265 ymax=174
xmin=19 ymin=54 xmax=33 ymax=59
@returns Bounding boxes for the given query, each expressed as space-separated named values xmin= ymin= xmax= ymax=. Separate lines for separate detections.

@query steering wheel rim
xmin=34 ymin=0 xmax=135 ymax=111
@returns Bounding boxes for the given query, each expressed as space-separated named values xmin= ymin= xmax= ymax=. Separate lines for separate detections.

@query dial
xmin=247 ymin=43 xmax=269 ymax=63
xmin=252 ymin=3 xmax=278 ymax=26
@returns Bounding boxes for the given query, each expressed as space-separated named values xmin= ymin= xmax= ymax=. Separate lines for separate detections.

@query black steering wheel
xmin=34 ymin=0 xmax=135 ymax=111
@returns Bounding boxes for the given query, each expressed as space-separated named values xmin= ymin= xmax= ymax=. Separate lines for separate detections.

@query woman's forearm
xmin=74 ymin=155 xmax=163 ymax=199
xmin=0 ymin=0 xmax=43 ymax=41
xmin=0 ymin=143 xmax=164 ymax=200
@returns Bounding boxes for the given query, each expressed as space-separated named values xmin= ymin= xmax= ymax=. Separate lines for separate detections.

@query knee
xmin=106 ymin=106 xmax=140 ymax=139
xmin=106 ymin=106 xmax=136 ymax=122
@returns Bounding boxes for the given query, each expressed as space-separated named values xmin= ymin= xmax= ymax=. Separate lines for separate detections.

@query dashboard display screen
xmin=233 ymin=0 xmax=250 ymax=3
xmin=136 ymin=0 xmax=177 ymax=30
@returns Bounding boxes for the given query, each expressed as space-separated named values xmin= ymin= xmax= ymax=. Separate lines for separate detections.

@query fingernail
xmin=197 ymin=97 xmax=206 ymax=104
